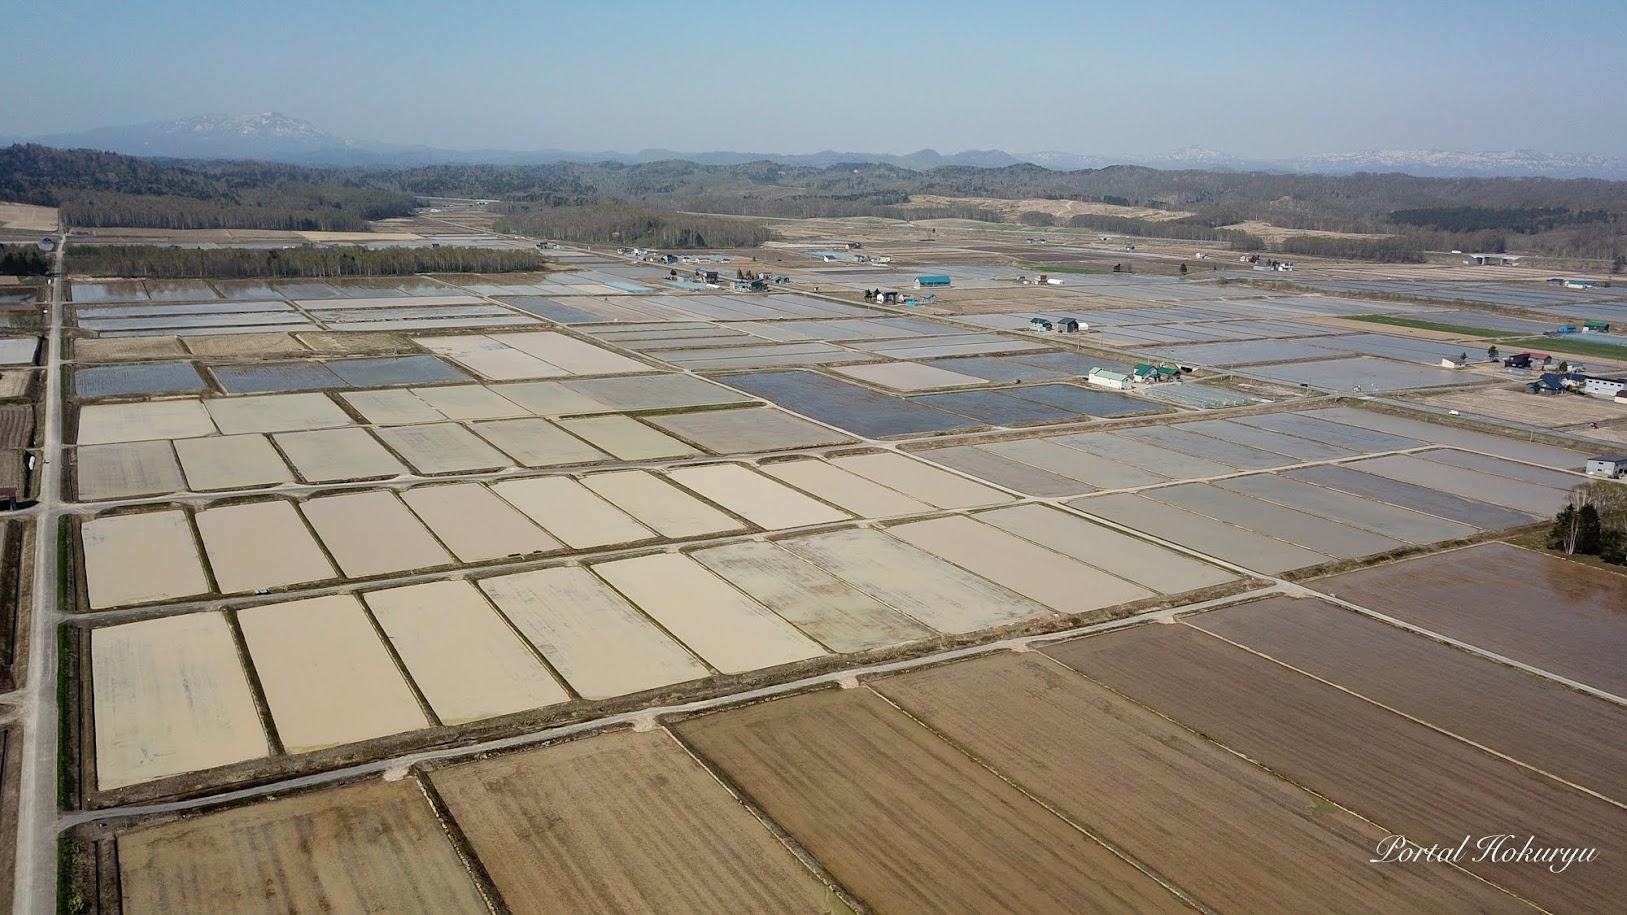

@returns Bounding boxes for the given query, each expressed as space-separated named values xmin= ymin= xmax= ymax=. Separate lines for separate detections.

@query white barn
xmin=1583 ymin=376 xmax=1627 ymax=398
xmin=1585 ymin=456 xmax=1627 ymax=478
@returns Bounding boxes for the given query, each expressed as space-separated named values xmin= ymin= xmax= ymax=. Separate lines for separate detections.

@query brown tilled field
xmin=904 ymin=194 xmax=1192 ymax=222
xmin=1418 ymin=388 xmax=1627 ymax=429
xmin=1046 ymin=623 xmax=1627 ymax=912
xmin=116 ymin=777 xmax=487 ymax=914
xmin=873 ymin=651 xmax=1524 ymax=915
xmin=1192 ymin=596 xmax=1627 ymax=801
xmin=673 ymin=688 xmax=1190 ymax=914
xmin=0 ymin=405 xmax=33 ymax=451
xmin=71 ymin=337 xmax=187 ymax=362
xmin=293 ymin=331 xmax=415 ymax=355
xmin=179 ymin=334 xmax=311 ymax=358
xmin=1311 ymin=543 xmax=1627 ymax=696
xmin=0 ymin=370 xmax=35 ymax=400
xmin=428 ymin=728 xmax=832 ymax=914
xmin=0 ymin=203 xmax=58 ymax=233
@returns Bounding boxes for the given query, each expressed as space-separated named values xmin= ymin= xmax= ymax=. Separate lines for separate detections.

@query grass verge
xmin=1016 ymin=261 xmax=1105 ymax=275
xmin=1345 ymin=315 xmax=1507 ymax=337
xmin=57 ymin=835 xmax=85 ymax=915
xmin=56 ymin=624 xmax=76 ymax=811
xmin=1504 ymin=529 xmax=1627 ymax=577
xmin=1501 ymin=336 xmax=1627 ymax=361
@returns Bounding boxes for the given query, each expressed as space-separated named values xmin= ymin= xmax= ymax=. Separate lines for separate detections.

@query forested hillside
xmin=5 ymin=143 xmax=1625 ymax=260
xmin=0 ymin=145 xmax=415 ymax=231
xmin=68 ymin=245 xmax=550 ymax=278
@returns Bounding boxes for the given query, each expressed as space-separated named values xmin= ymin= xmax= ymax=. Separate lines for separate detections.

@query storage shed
xmin=914 ymin=275 xmax=952 ymax=288
xmin=1086 ymin=368 xmax=1131 ymax=390
xmin=1585 ymin=456 xmax=1627 ymax=478
xmin=1583 ymin=377 xmax=1627 ymax=398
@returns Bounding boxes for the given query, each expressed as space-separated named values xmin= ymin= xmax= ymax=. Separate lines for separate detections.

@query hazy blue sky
xmin=9 ymin=0 xmax=1624 ymax=156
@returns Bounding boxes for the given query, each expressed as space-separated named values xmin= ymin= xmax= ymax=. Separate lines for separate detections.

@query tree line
xmin=0 ymin=245 xmax=49 ymax=276
xmin=61 ymin=187 xmax=413 ymax=231
xmin=1058 ymin=213 xmax=1266 ymax=250
xmin=67 ymin=244 xmax=551 ymax=278
xmin=683 ymin=193 xmax=1002 ymax=222
xmin=1276 ymin=235 xmax=1426 ymax=263
xmin=1392 ymin=206 xmax=1611 ymax=234
xmin=1549 ymin=482 xmax=1626 ymax=565
xmin=497 ymin=204 xmax=772 ymax=248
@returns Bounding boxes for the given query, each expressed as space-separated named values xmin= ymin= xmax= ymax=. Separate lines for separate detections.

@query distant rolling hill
xmin=19 ymin=113 xmax=1627 ymax=179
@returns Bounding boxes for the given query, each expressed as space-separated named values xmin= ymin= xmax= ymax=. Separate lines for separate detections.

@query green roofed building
xmin=1087 ymin=368 xmax=1131 ymax=390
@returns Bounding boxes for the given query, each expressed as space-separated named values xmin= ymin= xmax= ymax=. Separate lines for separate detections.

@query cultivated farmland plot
xmin=80 ymin=510 xmax=211 ymax=609
xmin=674 ymin=688 xmax=1192 ymax=913
xmin=237 ymin=594 xmax=427 ymax=752
xmin=117 ymin=777 xmax=486 ymax=913
xmin=365 ymin=580 xmax=569 ymax=725
xmin=479 ymin=566 xmax=709 ymax=699
xmin=428 ymin=729 xmax=833 ymax=913
xmin=1191 ymin=596 xmax=1627 ymax=802
xmin=874 ymin=652 xmax=1521 ymax=914
xmin=1311 ymin=543 xmax=1627 ymax=697
xmin=172 ymin=433 xmax=293 ymax=491
xmin=592 ymin=553 xmax=825 ymax=673
xmin=1046 ymin=623 xmax=1627 ymax=912
xmin=74 ymin=441 xmax=184 ymax=500
xmin=194 ymin=500 xmax=335 ymax=593
xmin=92 ymin=612 xmax=268 ymax=789
xmin=690 ymin=540 xmax=931 ymax=652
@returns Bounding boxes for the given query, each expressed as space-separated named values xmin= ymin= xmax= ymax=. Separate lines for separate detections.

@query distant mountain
xmin=21 ymin=113 xmax=1627 ymax=179
xmin=1285 ymin=148 xmax=1627 ymax=179
xmin=31 ymin=113 xmax=355 ymax=161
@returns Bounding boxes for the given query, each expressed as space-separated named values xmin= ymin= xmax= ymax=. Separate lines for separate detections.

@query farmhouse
xmin=1134 ymin=363 xmax=1181 ymax=383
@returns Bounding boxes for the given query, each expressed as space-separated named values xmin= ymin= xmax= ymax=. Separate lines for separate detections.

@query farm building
xmin=1055 ymin=317 xmax=1080 ymax=333
xmin=1467 ymin=253 xmax=1521 ymax=266
xmin=914 ymin=275 xmax=952 ymax=289
xmin=1086 ymin=368 xmax=1131 ymax=390
xmin=1584 ymin=321 xmax=1612 ymax=333
xmin=1029 ymin=317 xmax=1054 ymax=332
xmin=1527 ymin=372 xmax=1586 ymax=394
xmin=1503 ymin=352 xmax=1551 ymax=369
xmin=1583 ymin=377 xmax=1627 ymax=398
xmin=1134 ymin=364 xmax=1181 ymax=383
xmin=1585 ymin=456 xmax=1627 ymax=478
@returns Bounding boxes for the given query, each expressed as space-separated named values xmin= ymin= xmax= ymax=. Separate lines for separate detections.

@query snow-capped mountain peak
xmin=161 ymin=112 xmax=333 ymax=141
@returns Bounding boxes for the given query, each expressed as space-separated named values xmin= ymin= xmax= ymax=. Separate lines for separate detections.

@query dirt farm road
xmin=14 ymin=231 xmax=67 ymax=915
